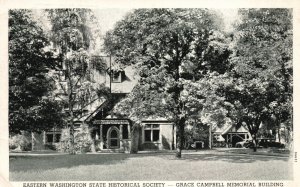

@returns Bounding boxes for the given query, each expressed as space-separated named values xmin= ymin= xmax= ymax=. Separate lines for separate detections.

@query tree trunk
xmin=249 ymin=122 xmax=259 ymax=152
xmin=209 ymin=124 xmax=212 ymax=149
xmin=67 ymin=62 xmax=76 ymax=154
xmin=278 ymin=127 xmax=281 ymax=143
xmin=69 ymin=123 xmax=75 ymax=154
xmin=130 ymin=126 xmax=139 ymax=154
xmin=252 ymin=134 xmax=257 ymax=152
xmin=31 ymin=131 xmax=35 ymax=151
xmin=176 ymin=117 xmax=185 ymax=158
xmin=68 ymin=88 xmax=75 ymax=154
xmin=173 ymin=45 xmax=185 ymax=158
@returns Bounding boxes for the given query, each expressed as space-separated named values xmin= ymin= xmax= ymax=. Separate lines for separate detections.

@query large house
xmin=33 ymin=56 xmax=280 ymax=152
xmin=33 ymin=56 xmax=177 ymax=153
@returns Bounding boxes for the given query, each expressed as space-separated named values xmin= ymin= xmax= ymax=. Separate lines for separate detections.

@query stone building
xmin=37 ymin=56 xmax=177 ymax=153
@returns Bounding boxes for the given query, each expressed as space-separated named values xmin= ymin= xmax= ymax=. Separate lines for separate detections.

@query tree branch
xmin=49 ymin=76 xmax=68 ymax=95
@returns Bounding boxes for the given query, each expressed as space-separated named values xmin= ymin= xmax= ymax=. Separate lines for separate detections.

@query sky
xmin=33 ymin=9 xmax=239 ymax=55
xmin=94 ymin=9 xmax=133 ymax=36
xmin=92 ymin=9 xmax=238 ymax=55
xmin=94 ymin=9 xmax=239 ymax=35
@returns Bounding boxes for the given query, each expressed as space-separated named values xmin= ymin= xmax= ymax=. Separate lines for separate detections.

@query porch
xmin=92 ymin=119 xmax=132 ymax=153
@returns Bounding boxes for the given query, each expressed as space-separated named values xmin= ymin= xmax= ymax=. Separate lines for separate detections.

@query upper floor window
xmin=112 ymin=71 xmax=122 ymax=83
xmin=112 ymin=70 xmax=125 ymax=83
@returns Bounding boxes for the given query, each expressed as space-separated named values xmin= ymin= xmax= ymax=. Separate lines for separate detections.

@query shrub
xmin=56 ymin=126 xmax=93 ymax=153
xmin=74 ymin=125 xmax=93 ymax=153
xmin=9 ymin=132 xmax=32 ymax=151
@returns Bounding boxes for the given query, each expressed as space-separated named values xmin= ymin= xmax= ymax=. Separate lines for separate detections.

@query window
xmin=112 ymin=71 xmax=121 ymax=82
xmin=55 ymin=134 xmax=61 ymax=143
xmin=112 ymin=71 xmax=125 ymax=83
xmin=46 ymin=134 xmax=53 ymax=143
xmin=46 ymin=132 xmax=61 ymax=143
xmin=144 ymin=124 xmax=160 ymax=142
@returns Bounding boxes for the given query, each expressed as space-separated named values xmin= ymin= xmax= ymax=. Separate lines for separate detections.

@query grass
xmin=10 ymin=152 xmax=293 ymax=181
xmin=220 ymin=147 xmax=291 ymax=156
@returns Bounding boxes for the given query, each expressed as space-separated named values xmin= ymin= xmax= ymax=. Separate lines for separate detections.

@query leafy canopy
xmin=222 ymin=9 xmax=293 ymax=136
xmin=104 ymin=9 xmax=231 ymax=127
xmin=9 ymin=9 xmax=64 ymax=133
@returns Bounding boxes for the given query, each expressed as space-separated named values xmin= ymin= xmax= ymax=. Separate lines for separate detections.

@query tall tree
xmin=46 ymin=9 xmax=106 ymax=154
xmin=104 ymin=9 xmax=231 ymax=157
xmin=9 ymin=9 xmax=64 ymax=134
xmin=223 ymin=9 xmax=293 ymax=151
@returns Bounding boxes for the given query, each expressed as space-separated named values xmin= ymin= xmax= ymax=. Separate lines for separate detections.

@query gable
xmin=213 ymin=123 xmax=249 ymax=135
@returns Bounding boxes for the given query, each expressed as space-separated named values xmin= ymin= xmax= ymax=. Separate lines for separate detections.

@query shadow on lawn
xmin=9 ymin=152 xmax=290 ymax=172
xmin=10 ymin=153 xmax=171 ymax=172
xmin=10 ymin=154 xmax=133 ymax=172
xmin=175 ymin=153 xmax=291 ymax=163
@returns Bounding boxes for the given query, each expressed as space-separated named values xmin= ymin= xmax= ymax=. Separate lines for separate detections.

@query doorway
xmin=107 ymin=126 xmax=120 ymax=149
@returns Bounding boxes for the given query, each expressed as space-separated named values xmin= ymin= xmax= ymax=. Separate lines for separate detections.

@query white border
xmin=1 ymin=0 xmax=299 ymax=186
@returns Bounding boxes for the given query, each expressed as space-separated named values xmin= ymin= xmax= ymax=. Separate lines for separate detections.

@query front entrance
xmin=107 ymin=126 xmax=120 ymax=149
xmin=92 ymin=119 xmax=131 ymax=151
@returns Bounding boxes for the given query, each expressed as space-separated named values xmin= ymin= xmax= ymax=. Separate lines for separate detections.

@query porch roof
xmin=93 ymin=119 xmax=131 ymax=125
xmin=213 ymin=124 xmax=249 ymax=135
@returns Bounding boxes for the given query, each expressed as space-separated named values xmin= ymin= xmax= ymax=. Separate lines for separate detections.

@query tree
xmin=223 ymin=9 xmax=293 ymax=151
xmin=46 ymin=9 xmax=107 ymax=154
xmin=104 ymin=9 xmax=231 ymax=157
xmin=9 ymin=9 xmax=64 ymax=135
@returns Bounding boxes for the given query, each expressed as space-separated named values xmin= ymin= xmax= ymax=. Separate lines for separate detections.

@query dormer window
xmin=112 ymin=70 xmax=125 ymax=83
xmin=112 ymin=71 xmax=122 ymax=83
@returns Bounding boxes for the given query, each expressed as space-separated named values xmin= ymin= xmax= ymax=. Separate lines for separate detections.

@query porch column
xmin=100 ymin=124 xmax=103 ymax=150
xmin=43 ymin=131 xmax=46 ymax=144
xmin=95 ymin=130 xmax=99 ymax=140
xmin=226 ymin=134 xmax=228 ymax=148
xmin=127 ymin=124 xmax=131 ymax=139
xmin=120 ymin=124 xmax=123 ymax=149
xmin=120 ymin=124 xmax=123 ymax=140
xmin=52 ymin=128 xmax=55 ymax=143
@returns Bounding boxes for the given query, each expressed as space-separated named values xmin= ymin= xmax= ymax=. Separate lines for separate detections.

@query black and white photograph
xmin=0 ymin=1 xmax=298 ymax=186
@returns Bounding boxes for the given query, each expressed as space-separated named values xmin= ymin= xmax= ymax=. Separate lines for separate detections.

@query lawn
xmin=10 ymin=152 xmax=293 ymax=181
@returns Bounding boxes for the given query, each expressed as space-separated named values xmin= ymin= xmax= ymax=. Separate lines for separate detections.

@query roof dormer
xmin=112 ymin=70 xmax=125 ymax=83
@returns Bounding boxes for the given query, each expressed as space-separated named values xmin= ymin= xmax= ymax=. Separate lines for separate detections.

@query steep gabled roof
xmin=84 ymin=100 xmax=110 ymax=122
xmin=213 ymin=123 xmax=249 ymax=135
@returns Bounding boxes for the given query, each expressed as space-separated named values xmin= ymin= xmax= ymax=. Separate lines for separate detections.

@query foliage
xmin=9 ymin=132 xmax=32 ymax=151
xmin=184 ymin=123 xmax=209 ymax=148
xmin=9 ymin=9 xmax=64 ymax=134
xmin=223 ymin=9 xmax=293 ymax=150
xmin=104 ymin=9 xmax=231 ymax=157
xmin=46 ymin=9 xmax=107 ymax=154
xmin=56 ymin=125 xmax=93 ymax=153
xmin=74 ymin=124 xmax=93 ymax=153
xmin=10 ymin=99 xmax=66 ymax=134
xmin=55 ymin=129 xmax=70 ymax=152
